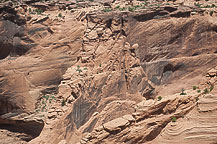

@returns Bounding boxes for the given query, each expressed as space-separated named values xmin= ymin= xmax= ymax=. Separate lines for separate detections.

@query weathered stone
xmin=103 ymin=117 xmax=129 ymax=132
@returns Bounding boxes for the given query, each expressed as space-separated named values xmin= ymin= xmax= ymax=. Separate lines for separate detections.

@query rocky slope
xmin=0 ymin=0 xmax=217 ymax=144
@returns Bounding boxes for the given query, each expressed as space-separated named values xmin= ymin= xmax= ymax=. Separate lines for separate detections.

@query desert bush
xmin=193 ymin=86 xmax=198 ymax=90
xmin=171 ymin=117 xmax=176 ymax=122
xmin=103 ymin=8 xmax=112 ymax=12
xmin=203 ymin=88 xmax=209 ymax=94
xmin=210 ymin=85 xmax=214 ymax=92
xmin=157 ymin=96 xmax=162 ymax=101
xmin=62 ymin=99 xmax=66 ymax=106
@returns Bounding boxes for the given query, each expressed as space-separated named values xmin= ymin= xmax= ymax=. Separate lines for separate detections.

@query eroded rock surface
xmin=0 ymin=0 xmax=217 ymax=143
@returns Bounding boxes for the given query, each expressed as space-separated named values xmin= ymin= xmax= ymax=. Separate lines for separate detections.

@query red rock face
xmin=0 ymin=0 xmax=217 ymax=144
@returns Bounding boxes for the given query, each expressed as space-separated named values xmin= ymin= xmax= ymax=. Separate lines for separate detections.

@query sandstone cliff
xmin=0 ymin=0 xmax=217 ymax=144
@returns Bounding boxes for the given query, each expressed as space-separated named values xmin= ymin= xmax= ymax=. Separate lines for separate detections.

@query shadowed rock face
xmin=0 ymin=0 xmax=217 ymax=144
xmin=0 ymin=1 xmax=84 ymax=143
xmin=0 ymin=4 xmax=28 ymax=59
xmin=0 ymin=2 xmax=85 ymax=115
xmin=0 ymin=119 xmax=44 ymax=141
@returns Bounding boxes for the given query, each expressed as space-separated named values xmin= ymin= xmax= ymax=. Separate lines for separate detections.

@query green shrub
xmin=49 ymin=95 xmax=56 ymax=103
xmin=210 ymin=85 xmax=214 ymax=92
xmin=193 ymin=86 xmax=197 ymax=90
xmin=194 ymin=3 xmax=202 ymax=8
xmin=171 ymin=117 xmax=176 ymax=122
xmin=76 ymin=65 xmax=82 ymax=73
xmin=42 ymin=105 xmax=46 ymax=112
xmin=42 ymin=100 xmax=46 ymax=105
xmin=115 ymin=6 xmax=120 ymax=9
xmin=40 ymin=94 xmax=56 ymax=112
xmin=134 ymin=5 xmax=141 ymax=9
xmin=62 ymin=99 xmax=66 ymax=106
xmin=197 ymin=89 xmax=201 ymax=93
xmin=103 ymin=8 xmax=112 ymax=12
xmin=157 ymin=96 xmax=162 ymax=101
xmin=35 ymin=9 xmax=43 ymax=15
xmin=203 ymin=88 xmax=209 ymax=94
xmin=51 ymin=95 xmax=56 ymax=100
xmin=58 ymin=13 xmax=62 ymax=18
xmin=119 ymin=7 xmax=126 ymax=11
xmin=211 ymin=4 xmax=216 ymax=8
xmin=128 ymin=7 xmax=135 ymax=12
xmin=210 ymin=11 xmax=214 ymax=16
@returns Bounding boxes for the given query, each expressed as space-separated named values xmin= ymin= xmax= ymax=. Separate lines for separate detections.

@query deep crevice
xmin=192 ymin=52 xmax=199 ymax=56
xmin=0 ymin=119 xmax=44 ymax=142
xmin=163 ymin=63 xmax=184 ymax=73
xmin=164 ymin=6 xmax=177 ymax=13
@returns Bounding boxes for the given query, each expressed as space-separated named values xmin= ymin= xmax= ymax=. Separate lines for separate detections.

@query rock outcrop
xmin=0 ymin=0 xmax=217 ymax=143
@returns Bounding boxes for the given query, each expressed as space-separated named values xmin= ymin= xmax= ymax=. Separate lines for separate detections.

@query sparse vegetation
xmin=172 ymin=117 xmax=176 ymax=122
xmin=203 ymin=88 xmax=209 ymax=94
xmin=194 ymin=3 xmax=216 ymax=8
xmin=197 ymin=89 xmax=201 ymax=93
xmin=119 ymin=7 xmax=126 ymax=11
xmin=58 ymin=13 xmax=62 ymax=18
xmin=180 ymin=88 xmax=187 ymax=95
xmin=76 ymin=65 xmax=82 ymax=73
xmin=115 ymin=6 xmax=120 ymax=9
xmin=210 ymin=11 xmax=214 ymax=16
xmin=38 ymin=95 xmax=56 ymax=112
xmin=35 ymin=9 xmax=43 ymax=15
xmin=202 ymin=4 xmax=216 ymax=8
xmin=157 ymin=96 xmax=162 ymax=101
xmin=62 ymin=99 xmax=66 ymax=106
xmin=103 ymin=8 xmax=112 ymax=12
xmin=128 ymin=7 xmax=135 ymax=12
xmin=210 ymin=85 xmax=214 ymax=92
xmin=193 ymin=86 xmax=197 ymax=90
xmin=39 ymin=114 xmax=45 ymax=118
xmin=194 ymin=3 xmax=203 ymax=8
xmin=128 ymin=5 xmax=142 ymax=12
xmin=41 ymin=100 xmax=46 ymax=112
